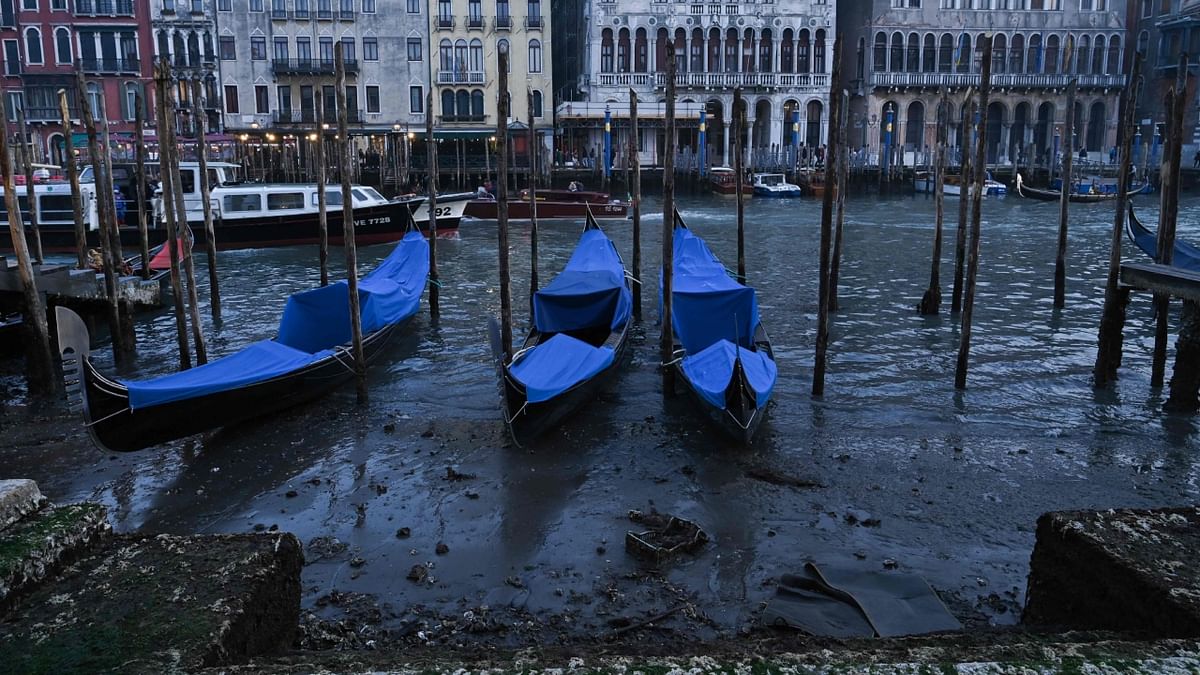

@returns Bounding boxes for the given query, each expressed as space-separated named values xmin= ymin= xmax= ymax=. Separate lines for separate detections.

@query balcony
xmin=80 ymin=58 xmax=141 ymax=73
xmin=466 ymin=15 xmax=483 ymax=29
xmin=24 ymin=106 xmax=78 ymax=122
xmin=439 ymin=114 xmax=487 ymax=124
xmin=525 ymin=15 xmax=542 ymax=29
xmin=274 ymin=108 xmax=365 ymax=125
xmin=77 ymin=0 xmax=134 ymax=14
xmin=271 ymin=58 xmax=359 ymax=75
xmin=436 ymin=15 xmax=454 ymax=29
xmin=594 ymin=70 xmax=828 ymax=91
xmin=494 ymin=15 xmax=511 ymax=30
xmin=868 ymin=71 xmax=1127 ymax=90
xmin=437 ymin=71 xmax=485 ymax=84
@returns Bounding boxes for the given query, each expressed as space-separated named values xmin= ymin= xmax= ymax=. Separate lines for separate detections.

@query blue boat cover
xmin=533 ymin=228 xmax=631 ymax=334
xmin=510 ymin=333 xmax=616 ymax=403
xmin=669 ymin=226 xmax=759 ymax=353
xmin=1129 ymin=217 xmax=1200 ymax=273
xmin=681 ymin=340 xmax=777 ymax=410
xmin=125 ymin=231 xmax=429 ymax=409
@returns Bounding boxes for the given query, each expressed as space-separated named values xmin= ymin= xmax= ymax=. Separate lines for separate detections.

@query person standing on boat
xmin=113 ymin=188 xmax=127 ymax=226
xmin=1194 ymin=149 xmax=1200 ymax=169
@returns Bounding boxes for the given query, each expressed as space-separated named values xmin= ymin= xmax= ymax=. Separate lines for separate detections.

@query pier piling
xmin=191 ymin=78 xmax=221 ymax=323
xmin=14 ymin=104 xmax=42 ymax=265
xmin=153 ymin=60 xmax=192 ymax=370
xmin=497 ymin=44 xmax=513 ymax=362
xmin=57 ymin=89 xmax=87 ymax=271
xmin=661 ymin=38 xmax=677 ymax=395
xmin=527 ymin=87 xmax=539 ymax=315
xmin=425 ymin=91 xmax=440 ymax=322
xmin=734 ymin=87 xmax=746 ymax=285
xmin=951 ymin=88 xmax=974 ymax=314
xmin=812 ymin=35 xmax=842 ymax=398
xmin=335 ymin=44 xmax=366 ymax=403
xmin=0 ymin=99 xmax=53 ymax=394
xmin=314 ymin=95 xmax=329 ymax=287
xmin=1153 ymin=55 xmax=1187 ymax=389
xmin=829 ymin=87 xmax=849 ymax=313
xmin=955 ymin=35 xmax=993 ymax=391
xmin=629 ymin=89 xmax=642 ymax=321
xmin=918 ymin=91 xmax=949 ymax=316
xmin=1054 ymin=77 xmax=1077 ymax=310
xmin=133 ymin=93 xmax=150 ymax=279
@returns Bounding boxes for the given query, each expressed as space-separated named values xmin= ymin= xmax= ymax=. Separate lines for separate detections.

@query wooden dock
xmin=1120 ymin=262 xmax=1200 ymax=302
xmin=0 ymin=257 xmax=162 ymax=308
xmin=1118 ymin=260 xmax=1200 ymax=410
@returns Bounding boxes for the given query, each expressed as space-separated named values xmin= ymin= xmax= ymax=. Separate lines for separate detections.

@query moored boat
xmin=489 ymin=211 xmax=632 ymax=445
xmin=56 ymin=228 xmax=430 ymax=452
xmin=666 ymin=211 xmax=777 ymax=443
xmin=796 ymin=169 xmax=827 ymax=198
xmin=752 ymin=173 xmax=803 ymax=198
xmin=1015 ymin=173 xmax=1142 ymax=203
xmin=708 ymin=167 xmax=752 ymax=195
xmin=1127 ymin=205 xmax=1200 ymax=272
xmin=465 ymin=186 xmax=629 ymax=220
xmin=914 ymin=170 xmax=1007 ymax=197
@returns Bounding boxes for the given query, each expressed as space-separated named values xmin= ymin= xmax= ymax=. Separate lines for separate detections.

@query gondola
xmin=1127 ymin=204 xmax=1200 ymax=272
xmin=56 ymin=225 xmax=430 ymax=452
xmin=1015 ymin=174 xmax=1144 ymax=203
xmin=489 ymin=210 xmax=632 ymax=445
xmin=665 ymin=210 xmax=777 ymax=444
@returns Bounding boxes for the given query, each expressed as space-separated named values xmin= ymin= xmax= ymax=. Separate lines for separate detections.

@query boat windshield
xmin=79 ymin=167 xmax=94 ymax=184
xmin=357 ymin=186 xmax=386 ymax=202
xmin=759 ymin=175 xmax=783 ymax=186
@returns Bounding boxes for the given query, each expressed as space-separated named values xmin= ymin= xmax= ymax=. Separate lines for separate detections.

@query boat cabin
xmin=0 ymin=175 xmax=100 ymax=232
xmin=754 ymin=173 xmax=786 ymax=187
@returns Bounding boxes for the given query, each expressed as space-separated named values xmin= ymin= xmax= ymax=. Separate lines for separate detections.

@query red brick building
xmin=0 ymin=0 xmax=155 ymax=165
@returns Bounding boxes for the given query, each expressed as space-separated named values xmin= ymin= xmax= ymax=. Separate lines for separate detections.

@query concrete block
xmin=0 ymin=532 xmax=304 ymax=672
xmin=1024 ymin=507 xmax=1200 ymax=637
xmin=0 ymin=479 xmax=45 ymax=531
xmin=0 ymin=503 xmax=110 ymax=612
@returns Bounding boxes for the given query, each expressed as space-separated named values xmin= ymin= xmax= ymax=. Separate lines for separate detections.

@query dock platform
xmin=0 ymin=256 xmax=162 ymax=308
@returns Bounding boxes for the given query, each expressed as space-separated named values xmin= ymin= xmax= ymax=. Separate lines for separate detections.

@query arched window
xmin=1027 ymin=34 xmax=1041 ymax=73
xmin=1092 ymin=35 xmax=1105 ymax=74
xmin=497 ymin=38 xmax=509 ymax=72
xmin=1077 ymin=35 xmax=1090 ymax=74
xmin=1045 ymin=35 xmax=1059 ymax=74
xmin=454 ymin=39 xmax=467 ymax=75
xmin=439 ymin=38 xmax=452 ymax=71
xmin=470 ymin=89 xmax=483 ymax=117
xmin=25 ymin=27 xmax=42 ymax=65
xmin=469 ymin=39 xmax=482 ymax=73
xmin=873 ymin=32 xmax=887 ymax=72
xmin=173 ymin=31 xmax=186 ymax=66
xmin=634 ymin=28 xmax=647 ymax=72
xmin=992 ymin=33 xmax=1006 ymax=74
xmin=441 ymin=88 xmax=455 ymax=117
xmin=1137 ymin=30 xmax=1148 ymax=57
xmin=1009 ymin=34 xmax=1024 ymax=72
xmin=906 ymin=32 xmax=919 ymax=72
xmin=938 ymin=33 xmax=953 ymax=72
xmin=708 ymin=28 xmax=721 ymax=73
xmin=1107 ymin=35 xmax=1121 ymax=74
xmin=922 ymin=33 xmax=935 ymax=72
xmin=759 ymin=28 xmax=772 ymax=72
xmin=55 ymin=27 xmax=71 ymax=65
xmin=798 ymin=29 xmax=811 ymax=73
xmin=616 ymin=29 xmax=629 ymax=73
xmin=531 ymin=89 xmax=542 ymax=118
xmin=691 ymin=27 xmax=703 ymax=72
xmin=740 ymin=27 xmax=752 ymax=72
xmin=890 ymin=31 xmax=903 ymax=72
xmin=814 ymin=29 xmax=825 ymax=72
xmin=157 ymin=29 xmax=169 ymax=59
xmin=956 ymin=33 xmax=970 ymax=73
xmin=188 ymin=32 xmax=201 ymax=66
xmin=724 ymin=27 xmax=737 ymax=72
xmin=456 ymin=89 xmax=470 ymax=118
xmin=600 ymin=28 xmax=613 ymax=73
xmin=528 ymin=38 xmax=542 ymax=73
xmin=780 ymin=29 xmax=793 ymax=73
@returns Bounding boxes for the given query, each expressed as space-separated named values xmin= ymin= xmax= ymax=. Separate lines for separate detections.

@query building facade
xmin=0 ymin=0 xmax=154 ymax=164
xmin=430 ymin=0 xmax=553 ymax=146
xmin=1138 ymin=0 xmax=1200 ymax=157
xmin=215 ymin=0 xmax=430 ymax=138
xmin=565 ymin=0 xmax=835 ymax=169
xmin=151 ymin=0 xmax=220 ymax=136
xmin=840 ymin=0 xmax=1127 ymax=169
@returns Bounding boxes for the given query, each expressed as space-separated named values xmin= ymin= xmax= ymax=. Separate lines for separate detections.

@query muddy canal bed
xmin=2 ymin=192 xmax=1199 ymax=649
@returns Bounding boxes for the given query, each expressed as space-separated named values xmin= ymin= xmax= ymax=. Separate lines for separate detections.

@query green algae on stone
xmin=0 ymin=503 xmax=110 ymax=610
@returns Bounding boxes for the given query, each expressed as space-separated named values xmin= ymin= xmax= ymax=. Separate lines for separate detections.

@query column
xmin=825 ymin=36 xmax=833 ymax=75
xmin=723 ymin=119 xmax=730 ymax=166
xmin=1000 ymin=122 xmax=1011 ymax=165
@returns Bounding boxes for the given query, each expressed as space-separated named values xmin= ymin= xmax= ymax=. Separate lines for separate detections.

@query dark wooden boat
xmin=797 ymin=170 xmax=827 ymax=198
xmin=708 ymin=167 xmax=753 ymax=195
xmin=489 ymin=211 xmax=632 ymax=445
xmin=1127 ymin=205 xmax=1200 ymax=272
xmin=465 ymin=188 xmax=629 ymax=220
xmin=56 ymin=230 xmax=429 ymax=452
xmin=667 ymin=210 xmax=776 ymax=444
xmin=1016 ymin=176 xmax=1143 ymax=203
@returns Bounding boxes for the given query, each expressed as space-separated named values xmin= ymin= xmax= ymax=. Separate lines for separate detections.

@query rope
xmin=85 ymin=406 xmax=131 ymax=428
xmin=503 ymin=400 xmax=529 ymax=425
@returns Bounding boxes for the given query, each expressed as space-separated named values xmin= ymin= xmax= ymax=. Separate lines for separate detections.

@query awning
xmin=431 ymin=128 xmax=493 ymax=140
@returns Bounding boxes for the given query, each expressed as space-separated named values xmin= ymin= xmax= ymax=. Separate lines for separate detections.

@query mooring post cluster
xmin=661 ymin=36 xmax=677 ymax=395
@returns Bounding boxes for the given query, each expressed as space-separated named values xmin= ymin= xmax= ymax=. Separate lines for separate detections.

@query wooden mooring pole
xmin=14 ymin=103 xmax=42 ymax=264
xmin=497 ymin=43 xmax=513 ymax=361
xmin=77 ymin=71 xmax=128 ymax=361
xmin=425 ymin=90 xmax=440 ymax=322
xmin=191 ymin=78 xmax=221 ymax=322
xmin=951 ymin=88 xmax=974 ymax=314
xmin=58 ymin=89 xmax=87 ymax=270
xmin=133 ymin=93 xmax=151 ymax=279
xmin=153 ymin=60 xmax=191 ymax=370
xmin=828 ymin=87 xmax=849 ymax=312
xmin=1152 ymin=54 xmax=1188 ymax=389
xmin=955 ymin=34 xmax=993 ymax=391
xmin=629 ymin=88 xmax=642 ymax=320
xmin=527 ymin=87 xmax=539 ymax=314
xmin=733 ymin=86 xmax=746 ymax=284
xmin=315 ymin=94 xmax=329 ymax=287
xmin=812 ymin=35 xmax=842 ymax=398
xmin=1093 ymin=53 xmax=1142 ymax=387
xmin=1054 ymin=77 xmax=1078 ymax=310
xmin=335 ymin=43 xmax=366 ymax=402
xmin=0 ymin=99 xmax=53 ymax=394
xmin=98 ymin=90 xmax=137 ymax=353
xmin=661 ymin=38 xmax=677 ymax=394
xmin=918 ymin=91 xmax=949 ymax=315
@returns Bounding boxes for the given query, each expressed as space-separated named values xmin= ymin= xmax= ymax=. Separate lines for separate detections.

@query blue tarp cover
xmin=681 ymin=339 xmax=777 ymax=410
xmin=510 ymin=333 xmax=616 ymax=403
xmin=125 ymin=231 xmax=429 ymax=409
xmin=1130 ymin=218 xmax=1200 ymax=273
xmin=533 ymin=228 xmax=631 ymax=334
xmin=668 ymin=226 xmax=759 ymax=353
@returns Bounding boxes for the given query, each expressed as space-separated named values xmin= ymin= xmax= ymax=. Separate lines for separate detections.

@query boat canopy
xmin=532 ymin=228 xmax=631 ymax=334
xmin=681 ymin=340 xmax=776 ymax=409
xmin=669 ymin=226 xmax=760 ymax=353
xmin=125 ymin=231 xmax=429 ymax=409
xmin=510 ymin=333 xmax=616 ymax=403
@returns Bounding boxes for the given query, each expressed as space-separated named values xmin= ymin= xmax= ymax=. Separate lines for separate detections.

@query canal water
xmin=4 ymin=189 xmax=1200 ymax=644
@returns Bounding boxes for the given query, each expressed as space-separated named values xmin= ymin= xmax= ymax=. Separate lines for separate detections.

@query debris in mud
xmin=445 ymin=466 xmax=476 ymax=481
xmin=465 ymin=490 xmax=480 ymax=499
xmin=396 ymin=528 xmax=411 ymax=539
xmin=407 ymin=565 xmax=428 ymax=582
xmin=626 ymin=513 xmax=709 ymax=565
xmin=844 ymin=509 xmax=881 ymax=528
xmin=883 ymin=559 xmax=898 ymax=570
xmin=350 ymin=556 xmax=366 ymax=568
xmin=306 ymin=536 xmax=349 ymax=563
xmin=504 ymin=576 xmax=524 ymax=589
xmin=285 ymin=490 xmax=298 ymax=498
xmin=435 ymin=542 xmax=449 ymax=555
xmin=744 ymin=466 xmax=824 ymax=489
xmin=383 ymin=423 xmax=396 ymax=433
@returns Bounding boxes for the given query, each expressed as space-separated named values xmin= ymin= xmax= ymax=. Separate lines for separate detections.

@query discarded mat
xmin=762 ymin=562 xmax=961 ymax=637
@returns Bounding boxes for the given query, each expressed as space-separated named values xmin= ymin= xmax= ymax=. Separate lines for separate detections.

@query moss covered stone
xmin=0 ymin=502 xmax=110 ymax=612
